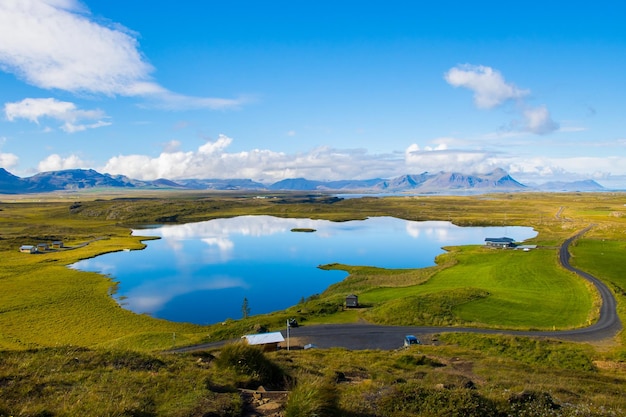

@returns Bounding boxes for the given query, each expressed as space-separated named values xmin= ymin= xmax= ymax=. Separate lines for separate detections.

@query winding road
xmin=172 ymin=226 xmax=622 ymax=352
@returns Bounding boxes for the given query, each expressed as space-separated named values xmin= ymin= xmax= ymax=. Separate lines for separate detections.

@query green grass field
xmin=368 ymin=246 xmax=593 ymax=329
xmin=1 ymin=191 xmax=625 ymax=416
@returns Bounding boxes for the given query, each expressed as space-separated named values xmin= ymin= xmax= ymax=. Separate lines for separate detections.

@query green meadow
xmin=352 ymin=246 xmax=594 ymax=329
xmin=1 ymin=191 xmax=625 ymax=415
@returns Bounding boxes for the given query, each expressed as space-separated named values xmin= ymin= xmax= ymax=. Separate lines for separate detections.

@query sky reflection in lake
xmin=71 ymin=216 xmax=536 ymax=324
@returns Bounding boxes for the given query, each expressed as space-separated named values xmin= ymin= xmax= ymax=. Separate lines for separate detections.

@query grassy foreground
xmin=1 ymin=191 xmax=626 ymax=415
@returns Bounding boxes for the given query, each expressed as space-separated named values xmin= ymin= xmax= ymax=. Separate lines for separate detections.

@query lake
xmin=70 ymin=216 xmax=536 ymax=324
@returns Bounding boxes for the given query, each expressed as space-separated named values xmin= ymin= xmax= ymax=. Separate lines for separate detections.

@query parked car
xmin=404 ymin=335 xmax=420 ymax=346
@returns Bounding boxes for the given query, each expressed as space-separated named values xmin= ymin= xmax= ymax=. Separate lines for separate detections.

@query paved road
xmin=172 ymin=226 xmax=622 ymax=352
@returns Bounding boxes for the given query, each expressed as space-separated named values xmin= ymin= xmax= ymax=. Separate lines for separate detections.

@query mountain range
xmin=0 ymin=167 xmax=605 ymax=194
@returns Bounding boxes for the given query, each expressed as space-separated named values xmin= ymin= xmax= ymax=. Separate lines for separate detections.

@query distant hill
xmin=535 ymin=180 xmax=605 ymax=192
xmin=268 ymin=170 xmax=526 ymax=193
xmin=0 ymin=167 xmax=606 ymax=194
xmin=172 ymin=178 xmax=265 ymax=190
xmin=0 ymin=168 xmax=24 ymax=193
xmin=23 ymin=169 xmax=139 ymax=192
xmin=268 ymin=178 xmax=383 ymax=191
xmin=411 ymin=168 xmax=526 ymax=192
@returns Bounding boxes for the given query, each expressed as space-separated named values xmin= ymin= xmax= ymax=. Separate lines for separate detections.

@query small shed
xmin=37 ymin=243 xmax=49 ymax=251
xmin=242 ymin=332 xmax=285 ymax=351
xmin=19 ymin=245 xmax=37 ymax=254
xmin=484 ymin=237 xmax=515 ymax=248
xmin=345 ymin=294 xmax=359 ymax=308
xmin=51 ymin=241 xmax=64 ymax=249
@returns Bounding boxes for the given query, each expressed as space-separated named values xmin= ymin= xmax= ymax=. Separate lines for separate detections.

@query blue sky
xmin=1 ymin=1 xmax=625 ymax=187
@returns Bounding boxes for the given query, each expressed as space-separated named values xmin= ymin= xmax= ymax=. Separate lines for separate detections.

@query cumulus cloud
xmin=445 ymin=64 xmax=560 ymax=136
xmin=99 ymin=135 xmax=626 ymax=188
xmin=0 ymin=151 xmax=19 ymax=169
xmin=404 ymin=143 xmax=500 ymax=174
xmin=108 ymin=134 xmax=616 ymax=184
xmin=0 ymin=137 xmax=19 ymax=169
xmin=4 ymin=97 xmax=111 ymax=133
xmin=444 ymin=64 xmax=528 ymax=109
xmin=0 ymin=0 xmax=242 ymax=109
xmin=103 ymin=134 xmax=404 ymax=181
xmin=38 ymin=153 xmax=86 ymax=171
xmin=24 ymin=133 xmax=624 ymax=188
xmin=521 ymin=105 xmax=559 ymax=135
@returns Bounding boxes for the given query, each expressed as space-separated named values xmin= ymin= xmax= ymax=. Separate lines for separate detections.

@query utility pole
xmin=286 ymin=319 xmax=290 ymax=351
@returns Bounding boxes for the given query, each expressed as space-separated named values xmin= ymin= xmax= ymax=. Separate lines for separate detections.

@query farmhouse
xmin=241 ymin=332 xmax=285 ymax=351
xmin=19 ymin=245 xmax=37 ymax=254
xmin=37 ymin=243 xmax=49 ymax=251
xmin=484 ymin=237 xmax=515 ymax=248
xmin=51 ymin=241 xmax=64 ymax=249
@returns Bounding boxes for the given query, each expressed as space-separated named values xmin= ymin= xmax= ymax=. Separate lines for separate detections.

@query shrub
xmin=214 ymin=343 xmax=286 ymax=389
xmin=506 ymin=390 xmax=561 ymax=417
xmin=393 ymin=354 xmax=445 ymax=370
xmin=284 ymin=376 xmax=340 ymax=417
xmin=375 ymin=382 xmax=499 ymax=417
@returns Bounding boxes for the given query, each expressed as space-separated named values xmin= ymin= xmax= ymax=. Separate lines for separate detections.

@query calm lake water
xmin=70 ymin=216 xmax=536 ymax=324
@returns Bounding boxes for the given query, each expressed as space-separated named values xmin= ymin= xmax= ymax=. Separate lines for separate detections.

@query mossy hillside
xmin=0 ymin=346 xmax=243 ymax=417
xmin=4 ymin=338 xmax=619 ymax=417
xmin=274 ymin=339 xmax=625 ymax=417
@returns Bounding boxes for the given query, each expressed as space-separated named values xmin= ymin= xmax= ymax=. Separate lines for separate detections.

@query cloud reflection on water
xmin=71 ymin=216 xmax=536 ymax=324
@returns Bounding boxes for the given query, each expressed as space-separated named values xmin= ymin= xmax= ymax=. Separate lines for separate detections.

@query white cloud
xmin=141 ymin=91 xmax=249 ymax=111
xmin=162 ymin=140 xmax=182 ymax=153
xmin=103 ymin=135 xmax=404 ymax=181
xmin=0 ymin=152 xmax=19 ymax=169
xmin=18 ymin=134 xmax=624 ymax=188
xmin=0 ymin=0 xmax=153 ymax=95
xmin=0 ymin=137 xmax=19 ymax=169
xmin=445 ymin=64 xmax=561 ymax=137
xmin=38 ymin=153 xmax=86 ymax=171
xmin=405 ymin=143 xmax=499 ymax=173
xmin=105 ymin=134 xmax=626 ymax=185
xmin=476 ymin=154 xmax=626 ymax=188
xmin=0 ymin=0 xmax=242 ymax=109
xmin=62 ymin=120 xmax=111 ymax=133
xmin=522 ymin=105 xmax=559 ymax=135
xmin=4 ymin=97 xmax=111 ymax=133
xmin=403 ymin=141 xmax=626 ymax=185
xmin=444 ymin=64 xmax=528 ymax=109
